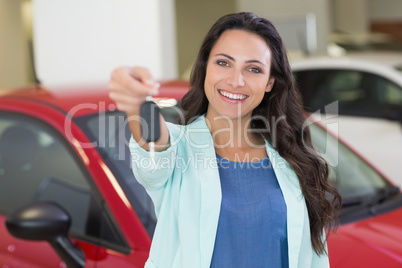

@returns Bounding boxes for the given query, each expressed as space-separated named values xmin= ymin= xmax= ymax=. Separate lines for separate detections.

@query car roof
xmin=291 ymin=51 xmax=402 ymax=68
xmin=343 ymin=52 xmax=402 ymax=67
xmin=290 ymin=52 xmax=402 ymax=86
xmin=0 ymin=80 xmax=190 ymax=117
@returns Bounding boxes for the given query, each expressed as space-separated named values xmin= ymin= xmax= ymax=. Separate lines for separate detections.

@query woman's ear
xmin=265 ymin=78 xmax=275 ymax=92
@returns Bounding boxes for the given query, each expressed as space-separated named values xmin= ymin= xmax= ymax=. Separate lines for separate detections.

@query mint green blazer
xmin=130 ymin=115 xmax=329 ymax=268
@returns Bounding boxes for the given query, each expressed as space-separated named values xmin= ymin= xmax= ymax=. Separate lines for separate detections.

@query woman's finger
xmin=111 ymin=66 xmax=158 ymax=96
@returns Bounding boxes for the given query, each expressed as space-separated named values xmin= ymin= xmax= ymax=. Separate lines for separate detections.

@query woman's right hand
xmin=108 ymin=66 xmax=159 ymax=115
xmin=107 ymin=66 xmax=169 ymax=151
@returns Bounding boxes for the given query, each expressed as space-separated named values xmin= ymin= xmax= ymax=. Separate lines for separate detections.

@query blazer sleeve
xmin=129 ymin=122 xmax=180 ymax=191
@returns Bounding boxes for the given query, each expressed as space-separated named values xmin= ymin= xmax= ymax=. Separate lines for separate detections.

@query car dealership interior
xmin=1 ymin=0 xmax=402 ymax=88
xmin=1 ymin=1 xmax=402 ymax=267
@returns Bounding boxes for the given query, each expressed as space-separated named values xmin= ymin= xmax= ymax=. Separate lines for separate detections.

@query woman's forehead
xmin=210 ymin=30 xmax=272 ymax=64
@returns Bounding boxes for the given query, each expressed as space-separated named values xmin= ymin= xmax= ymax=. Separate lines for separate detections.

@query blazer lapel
xmin=187 ymin=116 xmax=222 ymax=268
xmin=266 ymin=143 xmax=305 ymax=268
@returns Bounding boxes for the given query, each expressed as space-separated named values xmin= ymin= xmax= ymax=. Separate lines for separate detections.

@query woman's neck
xmin=206 ymin=116 xmax=250 ymax=147
xmin=205 ymin=113 xmax=267 ymax=161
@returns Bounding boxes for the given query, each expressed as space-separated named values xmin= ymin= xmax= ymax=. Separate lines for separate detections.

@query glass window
xmin=0 ymin=113 xmax=125 ymax=248
xmin=75 ymin=103 xmax=183 ymax=238
xmin=309 ymin=122 xmax=389 ymax=200
xmin=295 ymin=70 xmax=364 ymax=113
xmin=294 ymin=69 xmax=402 ymax=118
xmin=76 ymin=111 xmax=158 ymax=237
xmin=382 ymin=78 xmax=402 ymax=106
xmin=0 ymin=114 xmax=88 ymax=231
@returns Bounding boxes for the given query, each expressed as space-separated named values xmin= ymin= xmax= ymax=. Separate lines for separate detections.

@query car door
xmin=294 ymin=69 xmax=402 ymax=186
xmin=0 ymin=112 xmax=128 ymax=267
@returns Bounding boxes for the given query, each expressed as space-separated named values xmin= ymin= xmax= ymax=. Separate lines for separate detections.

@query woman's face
xmin=204 ymin=29 xmax=274 ymax=122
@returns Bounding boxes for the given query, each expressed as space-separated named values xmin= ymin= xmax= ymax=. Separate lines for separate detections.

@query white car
xmin=291 ymin=52 xmax=402 ymax=186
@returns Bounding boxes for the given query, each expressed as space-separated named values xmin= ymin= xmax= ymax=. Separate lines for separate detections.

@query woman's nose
xmin=226 ymin=69 xmax=245 ymax=88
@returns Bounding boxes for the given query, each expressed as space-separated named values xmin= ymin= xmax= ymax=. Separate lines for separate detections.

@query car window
xmin=0 ymin=113 xmax=126 ymax=249
xmin=381 ymin=78 xmax=402 ymax=106
xmin=76 ymin=110 xmax=158 ymax=238
xmin=295 ymin=69 xmax=402 ymax=119
xmin=295 ymin=70 xmax=358 ymax=113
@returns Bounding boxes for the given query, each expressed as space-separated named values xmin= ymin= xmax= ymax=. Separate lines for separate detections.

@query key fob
xmin=140 ymin=100 xmax=161 ymax=142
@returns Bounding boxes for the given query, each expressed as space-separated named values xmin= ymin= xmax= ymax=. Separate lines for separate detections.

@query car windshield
xmin=76 ymin=104 xmax=395 ymax=235
xmin=308 ymin=120 xmax=393 ymax=201
xmin=75 ymin=103 xmax=181 ymax=237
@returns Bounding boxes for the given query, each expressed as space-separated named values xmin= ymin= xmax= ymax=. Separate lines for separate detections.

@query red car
xmin=1 ymin=82 xmax=402 ymax=267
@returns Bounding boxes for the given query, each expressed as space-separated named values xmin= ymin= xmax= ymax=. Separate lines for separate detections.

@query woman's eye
xmin=248 ymin=67 xmax=262 ymax=73
xmin=217 ymin=60 xmax=229 ymax=67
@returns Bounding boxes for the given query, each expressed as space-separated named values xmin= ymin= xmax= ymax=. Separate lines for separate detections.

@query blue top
xmin=210 ymin=154 xmax=289 ymax=268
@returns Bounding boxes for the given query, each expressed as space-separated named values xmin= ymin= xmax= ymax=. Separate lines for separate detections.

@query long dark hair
xmin=180 ymin=12 xmax=341 ymax=255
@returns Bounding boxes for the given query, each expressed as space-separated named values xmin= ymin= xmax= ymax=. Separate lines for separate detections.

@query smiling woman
xmin=204 ymin=30 xmax=274 ymax=123
xmin=108 ymin=12 xmax=342 ymax=268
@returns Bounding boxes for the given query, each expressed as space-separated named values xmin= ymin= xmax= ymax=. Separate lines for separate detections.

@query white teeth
xmin=219 ymin=90 xmax=247 ymax=100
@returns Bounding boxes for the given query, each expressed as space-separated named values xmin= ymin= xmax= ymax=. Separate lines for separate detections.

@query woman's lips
xmin=218 ymin=89 xmax=248 ymax=101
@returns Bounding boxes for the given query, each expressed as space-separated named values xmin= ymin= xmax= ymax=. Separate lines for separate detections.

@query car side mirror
xmin=5 ymin=201 xmax=85 ymax=268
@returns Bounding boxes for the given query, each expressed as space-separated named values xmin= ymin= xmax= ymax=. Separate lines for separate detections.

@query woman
xmin=109 ymin=12 xmax=341 ymax=268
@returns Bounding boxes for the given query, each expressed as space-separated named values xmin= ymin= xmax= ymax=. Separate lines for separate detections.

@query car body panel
xmin=1 ymin=81 xmax=189 ymax=117
xmin=331 ymin=115 xmax=402 ymax=185
xmin=329 ymin=208 xmax=402 ymax=268
xmin=0 ymin=217 xmax=69 ymax=267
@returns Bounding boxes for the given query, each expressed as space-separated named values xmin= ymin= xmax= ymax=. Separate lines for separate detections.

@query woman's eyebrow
xmin=215 ymin=53 xmax=235 ymax=61
xmin=215 ymin=53 xmax=266 ymax=67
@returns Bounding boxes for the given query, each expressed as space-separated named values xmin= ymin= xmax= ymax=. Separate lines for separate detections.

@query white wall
xmin=175 ymin=0 xmax=236 ymax=78
xmin=368 ymin=0 xmax=402 ymax=21
xmin=32 ymin=0 xmax=177 ymax=87
xmin=333 ymin=0 xmax=369 ymax=33
xmin=236 ymin=0 xmax=331 ymax=55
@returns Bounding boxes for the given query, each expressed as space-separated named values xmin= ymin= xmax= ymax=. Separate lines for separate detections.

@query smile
xmin=218 ymin=90 xmax=248 ymax=100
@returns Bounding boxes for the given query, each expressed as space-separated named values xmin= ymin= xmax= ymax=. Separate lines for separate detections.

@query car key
xmin=140 ymin=95 xmax=160 ymax=166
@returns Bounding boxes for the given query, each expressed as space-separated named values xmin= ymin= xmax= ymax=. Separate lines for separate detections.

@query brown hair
xmin=180 ymin=12 xmax=341 ymax=255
